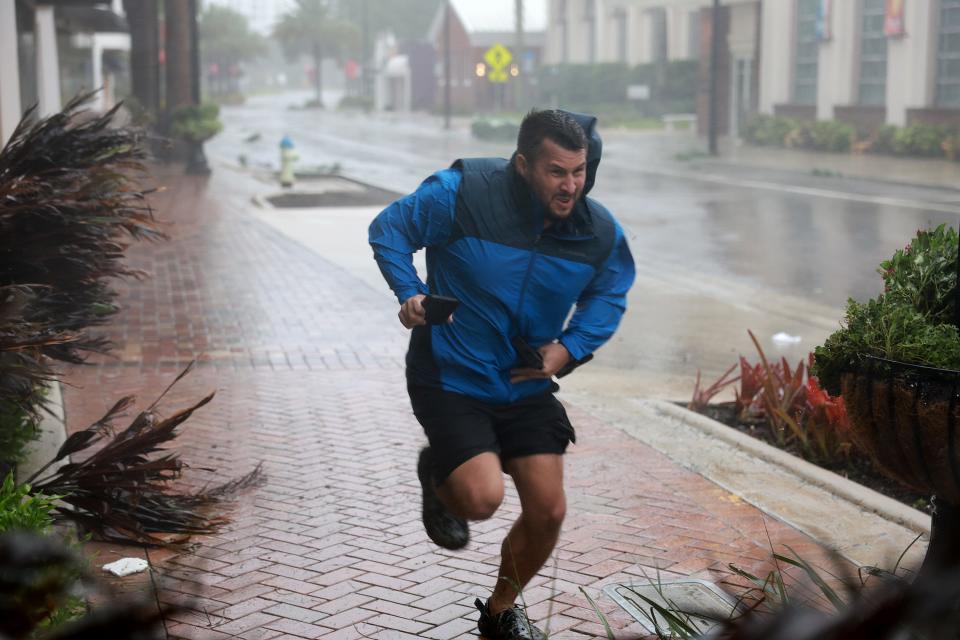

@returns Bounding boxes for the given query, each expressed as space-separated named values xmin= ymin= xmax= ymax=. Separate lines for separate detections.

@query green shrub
xmin=809 ymin=120 xmax=856 ymax=152
xmin=535 ymin=60 xmax=697 ymax=117
xmin=813 ymin=224 xmax=960 ymax=394
xmin=893 ymin=123 xmax=950 ymax=157
xmin=0 ymin=473 xmax=59 ymax=534
xmin=471 ymin=118 xmax=519 ymax=142
xmin=0 ymin=475 xmax=86 ymax=635
xmin=880 ymin=223 xmax=959 ymax=323
xmin=743 ymin=115 xmax=797 ymax=147
xmin=869 ymin=124 xmax=899 ymax=154
xmin=0 ymin=401 xmax=37 ymax=469
xmin=337 ymin=95 xmax=374 ymax=111
xmin=169 ymin=103 xmax=223 ymax=142
xmin=566 ymin=104 xmax=662 ymax=129
xmin=784 ymin=120 xmax=815 ymax=149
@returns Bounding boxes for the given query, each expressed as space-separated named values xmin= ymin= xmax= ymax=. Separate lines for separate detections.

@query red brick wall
xmin=908 ymin=108 xmax=960 ymax=129
xmin=774 ymin=104 xmax=816 ymax=120
xmin=834 ymin=105 xmax=887 ymax=134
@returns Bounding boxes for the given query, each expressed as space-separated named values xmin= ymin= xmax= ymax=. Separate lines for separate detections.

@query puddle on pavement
xmin=262 ymin=175 xmax=401 ymax=208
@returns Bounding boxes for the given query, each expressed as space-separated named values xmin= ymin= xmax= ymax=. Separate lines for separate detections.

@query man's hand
xmin=510 ymin=342 xmax=571 ymax=384
xmin=399 ymin=294 xmax=427 ymax=329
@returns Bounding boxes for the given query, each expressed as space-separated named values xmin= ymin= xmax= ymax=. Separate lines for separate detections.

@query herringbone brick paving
xmin=62 ymin=167 xmax=840 ymax=639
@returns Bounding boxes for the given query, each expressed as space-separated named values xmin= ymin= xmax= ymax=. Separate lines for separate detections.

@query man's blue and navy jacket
xmin=368 ymin=114 xmax=635 ymax=404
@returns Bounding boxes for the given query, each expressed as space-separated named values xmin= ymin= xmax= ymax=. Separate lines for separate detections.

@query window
xmin=937 ymin=0 xmax=960 ymax=107
xmin=650 ymin=8 xmax=667 ymax=63
xmin=794 ymin=0 xmax=819 ymax=105
xmin=614 ymin=8 xmax=628 ymax=63
xmin=585 ymin=0 xmax=596 ymax=63
xmin=858 ymin=0 xmax=887 ymax=106
xmin=688 ymin=9 xmax=700 ymax=60
xmin=556 ymin=0 xmax=568 ymax=62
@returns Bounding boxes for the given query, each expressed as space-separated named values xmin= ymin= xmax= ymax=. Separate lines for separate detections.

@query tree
xmin=198 ymin=5 xmax=266 ymax=97
xmin=122 ymin=0 xmax=160 ymax=118
xmin=334 ymin=0 xmax=440 ymax=43
xmin=272 ymin=0 xmax=359 ymax=107
xmin=164 ymin=0 xmax=193 ymax=112
xmin=332 ymin=0 xmax=439 ymax=98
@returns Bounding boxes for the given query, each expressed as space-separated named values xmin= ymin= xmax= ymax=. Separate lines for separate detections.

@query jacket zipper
xmin=514 ymin=221 xmax=543 ymax=336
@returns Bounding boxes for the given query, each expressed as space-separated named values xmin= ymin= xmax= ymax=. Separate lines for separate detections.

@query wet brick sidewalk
xmin=62 ymin=167 xmax=837 ymax=639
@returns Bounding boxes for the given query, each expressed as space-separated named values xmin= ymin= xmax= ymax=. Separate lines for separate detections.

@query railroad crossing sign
xmin=484 ymin=43 xmax=512 ymax=83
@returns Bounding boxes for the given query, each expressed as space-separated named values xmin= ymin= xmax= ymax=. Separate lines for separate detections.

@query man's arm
xmin=368 ymin=169 xmax=460 ymax=317
xmin=558 ymin=221 xmax=636 ymax=360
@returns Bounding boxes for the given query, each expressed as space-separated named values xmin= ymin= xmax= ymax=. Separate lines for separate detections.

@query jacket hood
xmin=562 ymin=110 xmax=602 ymax=196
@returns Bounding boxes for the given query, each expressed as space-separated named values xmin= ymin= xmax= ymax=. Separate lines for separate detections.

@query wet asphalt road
xmin=207 ymin=91 xmax=960 ymax=399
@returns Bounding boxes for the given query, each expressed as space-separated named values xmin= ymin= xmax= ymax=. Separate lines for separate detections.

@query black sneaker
xmin=475 ymin=598 xmax=546 ymax=640
xmin=417 ymin=447 xmax=469 ymax=550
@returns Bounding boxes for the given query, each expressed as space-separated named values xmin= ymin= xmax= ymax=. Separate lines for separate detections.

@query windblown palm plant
xmin=0 ymin=92 xmax=162 ymax=466
xmin=0 ymin=92 xmax=164 ymax=364
xmin=0 ymin=286 xmax=79 ymax=417
xmin=25 ymin=365 xmax=263 ymax=545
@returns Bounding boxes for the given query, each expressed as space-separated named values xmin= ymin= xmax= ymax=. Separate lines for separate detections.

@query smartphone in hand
xmin=422 ymin=295 xmax=460 ymax=325
xmin=511 ymin=336 xmax=544 ymax=370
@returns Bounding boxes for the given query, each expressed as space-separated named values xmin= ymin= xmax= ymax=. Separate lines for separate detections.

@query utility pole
xmin=362 ymin=0 xmax=369 ymax=99
xmin=165 ymin=0 xmax=192 ymax=112
xmin=444 ymin=0 xmax=451 ymax=130
xmin=188 ymin=0 xmax=200 ymax=105
xmin=515 ymin=0 xmax=524 ymax=111
xmin=443 ymin=0 xmax=450 ymax=129
xmin=186 ymin=0 xmax=209 ymax=174
xmin=708 ymin=0 xmax=720 ymax=155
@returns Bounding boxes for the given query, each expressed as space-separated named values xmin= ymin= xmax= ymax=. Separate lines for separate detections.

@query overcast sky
xmin=450 ymin=0 xmax=547 ymax=33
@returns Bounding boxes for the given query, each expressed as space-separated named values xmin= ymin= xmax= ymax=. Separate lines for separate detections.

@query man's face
xmin=516 ymin=138 xmax=587 ymax=222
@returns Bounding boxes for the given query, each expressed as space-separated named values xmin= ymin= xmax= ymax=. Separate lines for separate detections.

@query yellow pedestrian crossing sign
xmin=484 ymin=43 xmax=512 ymax=83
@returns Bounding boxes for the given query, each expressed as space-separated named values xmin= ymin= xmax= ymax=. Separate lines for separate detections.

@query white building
xmin=760 ymin=0 xmax=958 ymax=129
xmin=544 ymin=0 xmax=704 ymax=65
xmin=543 ymin=0 xmax=960 ymax=135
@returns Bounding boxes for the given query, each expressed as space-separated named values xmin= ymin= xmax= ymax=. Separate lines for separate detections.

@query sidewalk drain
xmin=261 ymin=175 xmax=401 ymax=208
xmin=602 ymin=580 xmax=738 ymax=634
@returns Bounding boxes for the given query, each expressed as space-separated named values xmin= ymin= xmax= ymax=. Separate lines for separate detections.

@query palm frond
xmin=29 ymin=366 xmax=264 ymax=545
xmin=0 ymin=92 xmax=165 ymax=371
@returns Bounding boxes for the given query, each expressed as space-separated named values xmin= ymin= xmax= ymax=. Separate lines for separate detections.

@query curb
xmin=694 ymin=157 xmax=960 ymax=195
xmin=645 ymin=399 xmax=930 ymax=535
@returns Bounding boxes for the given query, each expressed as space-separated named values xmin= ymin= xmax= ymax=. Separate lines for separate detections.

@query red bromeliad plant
xmin=691 ymin=331 xmax=854 ymax=465
xmin=688 ymin=363 xmax=739 ymax=412
xmin=735 ymin=357 xmax=765 ymax=421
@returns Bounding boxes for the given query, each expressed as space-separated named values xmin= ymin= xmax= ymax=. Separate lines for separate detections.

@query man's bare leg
xmin=487 ymin=454 xmax=566 ymax=615
xmin=435 ymin=452 xmax=505 ymax=521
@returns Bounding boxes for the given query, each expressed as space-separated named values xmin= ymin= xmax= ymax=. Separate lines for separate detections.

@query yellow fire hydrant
xmin=279 ymin=136 xmax=297 ymax=188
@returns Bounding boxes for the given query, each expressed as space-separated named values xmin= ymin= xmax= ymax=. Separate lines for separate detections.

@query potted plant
xmin=168 ymin=103 xmax=223 ymax=175
xmin=812 ymin=223 xmax=960 ymax=575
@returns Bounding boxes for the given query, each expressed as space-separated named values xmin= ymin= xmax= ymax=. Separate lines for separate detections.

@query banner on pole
xmin=815 ymin=0 xmax=832 ymax=41
xmin=885 ymin=0 xmax=906 ymax=37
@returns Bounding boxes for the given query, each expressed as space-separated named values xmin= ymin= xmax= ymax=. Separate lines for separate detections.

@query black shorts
xmin=408 ymin=383 xmax=576 ymax=483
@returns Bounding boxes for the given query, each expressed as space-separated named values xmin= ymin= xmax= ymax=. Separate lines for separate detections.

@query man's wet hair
xmin=516 ymin=109 xmax=587 ymax=164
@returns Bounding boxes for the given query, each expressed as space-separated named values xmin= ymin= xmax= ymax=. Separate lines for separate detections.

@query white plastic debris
xmin=772 ymin=332 xmax=802 ymax=345
xmin=102 ymin=557 xmax=149 ymax=577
